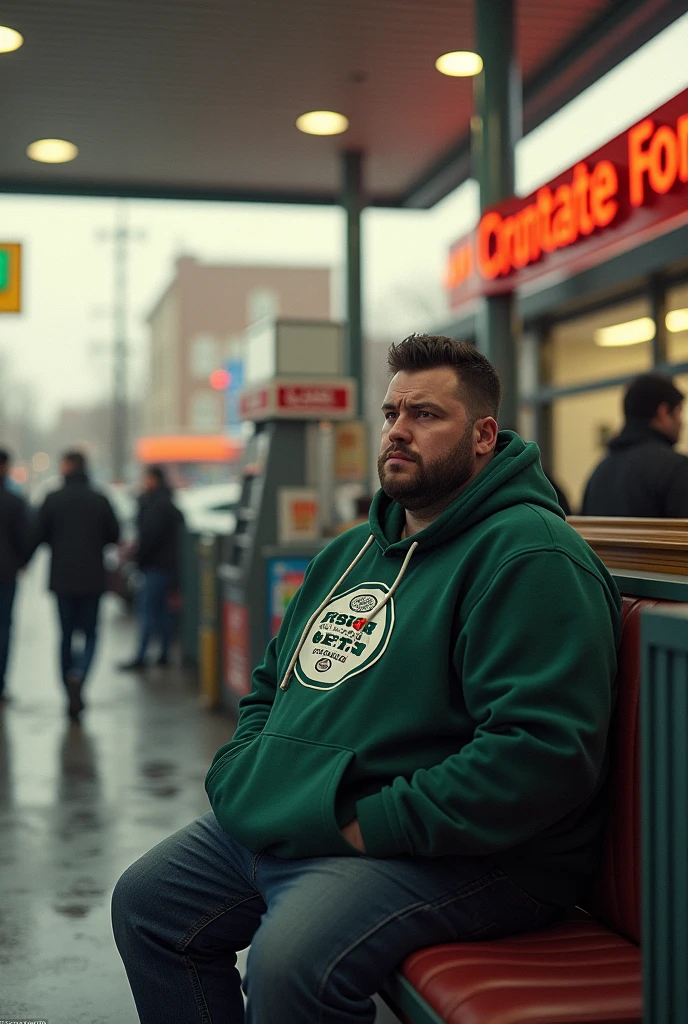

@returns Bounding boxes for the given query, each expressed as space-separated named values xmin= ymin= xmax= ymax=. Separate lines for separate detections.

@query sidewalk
xmin=0 ymin=555 xmax=235 ymax=1023
xmin=0 ymin=556 xmax=400 ymax=1024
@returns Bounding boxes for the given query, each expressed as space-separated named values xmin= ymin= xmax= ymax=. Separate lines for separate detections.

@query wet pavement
xmin=0 ymin=556 xmax=236 ymax=1023
xmin=0 ymin=556 xmax=400 ymax=1024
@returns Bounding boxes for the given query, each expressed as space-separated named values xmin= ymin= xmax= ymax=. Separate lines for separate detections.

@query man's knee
xmin=246 ymin=918 xmax=363 ymax=1013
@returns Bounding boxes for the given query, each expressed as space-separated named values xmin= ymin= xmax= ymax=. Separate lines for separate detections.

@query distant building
xmin=143 ymin=257 xmax=332 ymax=436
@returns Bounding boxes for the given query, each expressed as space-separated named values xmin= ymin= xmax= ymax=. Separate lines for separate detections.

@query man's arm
xmin=25 ymin=496 xmax=52 ymax=564
xmin=9 ymin=496 xmax=31 ymax=567
xmin=355 ymin=551 xmax=619 ymax=858
xmin=664 ymin=459 xmax=688 ymax=517
xmin=103 ymin=496 xmax=121 ymax=546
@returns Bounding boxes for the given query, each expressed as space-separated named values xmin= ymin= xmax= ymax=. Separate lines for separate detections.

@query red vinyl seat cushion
xmin=401 ymin=919 xmax=641 ymax=1024
xmin=394 ymin=597 xmax=656 ymax=1024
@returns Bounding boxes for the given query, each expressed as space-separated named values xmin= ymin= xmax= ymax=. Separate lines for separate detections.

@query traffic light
xmin=0 ymin=243 xmax=21 ymax=312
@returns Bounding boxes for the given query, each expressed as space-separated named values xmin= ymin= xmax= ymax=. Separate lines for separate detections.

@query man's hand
xmin=341 ymin=818 xmax=366 ymax=852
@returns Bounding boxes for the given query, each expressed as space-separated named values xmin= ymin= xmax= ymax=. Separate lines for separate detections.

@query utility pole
xmin=96 ymin=201 xmax=144 ymax=483
xmin=112 ymin=202 xmax=128 ymax=484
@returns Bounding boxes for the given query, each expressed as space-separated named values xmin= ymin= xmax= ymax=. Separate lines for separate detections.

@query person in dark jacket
xmin=0 ymin=449 xmax=30 ymax=701
xmin=119 ymin=466 xmax=183 ymax=671
xmin=30 ymin=450 xmax=120 ymax=719
xmin=582 ymin=373 xmax=688 ymax=517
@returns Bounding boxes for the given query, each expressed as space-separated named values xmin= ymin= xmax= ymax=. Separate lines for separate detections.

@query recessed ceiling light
xmin=26 ymin=138 xmax=79 ymax=163
xmin=666 ymin=308 xmax=688 ymax=333
xmin=0 ymin=26 xmax=23 ymax=53
xmin=296 ymin=111 xmax=349 ymax=136
xmin=435 ymin=51 xmax=483 ymax=77
xmin=594 ymin=317 xmax=655 ymax=347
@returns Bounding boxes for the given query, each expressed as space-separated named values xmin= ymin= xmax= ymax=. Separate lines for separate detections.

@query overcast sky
xmin=0 ymin=13 xmax=686 ymax=425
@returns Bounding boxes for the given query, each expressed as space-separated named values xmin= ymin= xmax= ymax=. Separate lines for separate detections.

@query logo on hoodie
xmin=295 ymin=581 xmax=395 ymax=691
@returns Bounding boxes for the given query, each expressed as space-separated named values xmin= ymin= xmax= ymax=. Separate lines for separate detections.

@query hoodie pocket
xmin=207 ymin=732 xmax=356 ymax=858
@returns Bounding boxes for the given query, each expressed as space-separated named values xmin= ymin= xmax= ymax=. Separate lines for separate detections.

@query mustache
xmin=380 ymin=445 xmax=419 ymax=464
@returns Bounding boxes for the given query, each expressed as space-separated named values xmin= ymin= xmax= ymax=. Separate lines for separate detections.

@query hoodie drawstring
xmin=279 ymin=535 xmax=419 ymax=691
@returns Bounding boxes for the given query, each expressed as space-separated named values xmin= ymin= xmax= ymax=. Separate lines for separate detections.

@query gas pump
xmin=218 ymin=319 xmax=359 ymax=713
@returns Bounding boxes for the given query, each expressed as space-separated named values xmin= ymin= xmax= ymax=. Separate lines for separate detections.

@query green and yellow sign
xmin=0 ymin=243 xmax=21 ymax=312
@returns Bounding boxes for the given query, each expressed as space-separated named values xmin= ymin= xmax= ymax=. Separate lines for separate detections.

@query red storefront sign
xmin=446 ymin=89 xmax=688 ymax=309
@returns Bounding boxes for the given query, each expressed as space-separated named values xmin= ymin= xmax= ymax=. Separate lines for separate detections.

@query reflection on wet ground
xmin=0 ymin=558 xmax=235 ymax=1023
xmin=0 ymin=558 xmax=400 ymax=1024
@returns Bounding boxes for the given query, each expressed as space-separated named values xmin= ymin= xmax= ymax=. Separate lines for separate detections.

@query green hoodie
xmin=206 ymin=431 xmax=621 ymax=907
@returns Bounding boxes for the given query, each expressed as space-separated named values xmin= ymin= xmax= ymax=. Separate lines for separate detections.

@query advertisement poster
xmin=267 ymin=558 xmax=311 ymax=639
xmin=223 ymin=601 xmax=251 ymax=696
xmin=335 ymin=421 xmax=368 ymax=481
xmin=277 ymin=488 xmax=320 ymax=544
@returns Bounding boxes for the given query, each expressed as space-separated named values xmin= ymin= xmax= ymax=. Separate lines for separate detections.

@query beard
xmin=377 ymin=426 xmax=475 ymax=512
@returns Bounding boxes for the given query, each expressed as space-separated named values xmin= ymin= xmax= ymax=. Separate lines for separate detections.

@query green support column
xmin=473 ymin=0 xmax=521 ymax=429
xmin=342 ymin=151 xmax=364 ymax=417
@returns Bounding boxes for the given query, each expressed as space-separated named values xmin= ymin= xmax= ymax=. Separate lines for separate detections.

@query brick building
xmin=143 ymin=257 xmax=332 ymax=435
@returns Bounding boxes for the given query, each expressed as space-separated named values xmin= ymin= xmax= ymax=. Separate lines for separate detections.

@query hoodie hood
xmin=607 ymin=420 xmax=674 ymax=452
xmin=370 ymin=430 xmax=564 ymax=555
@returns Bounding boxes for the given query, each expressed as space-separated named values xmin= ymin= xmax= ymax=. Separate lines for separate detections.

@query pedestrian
xmin=29 ymin=451 xmax=120 ymax=720
xmin=582 ymin=372 xmax=688 ymax=516
xmin=0 ymin=449 xmax=30 ymax=702
xmin=113 ymin=335 xmax=621 ymax=1024
xmin=118 ymin=466 xmax=183 ymax=671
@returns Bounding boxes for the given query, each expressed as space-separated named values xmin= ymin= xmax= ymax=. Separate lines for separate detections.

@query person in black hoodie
xmin=30 ymin=450 xmax=120 ymax=719
xmin=582 ymin=373 xmax=688 ymax=517
xmin=0 ymin=450 xmax=30 ymax=701
xmin=119 ymin=466 xmax=183 ymax=671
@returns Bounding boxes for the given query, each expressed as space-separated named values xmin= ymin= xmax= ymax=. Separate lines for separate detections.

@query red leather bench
xmin=383 ymin=596 xmax=650 ymax=1024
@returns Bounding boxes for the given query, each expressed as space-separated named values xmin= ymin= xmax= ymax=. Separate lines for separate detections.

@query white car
xmin=174 ymin=482 xmax=241 ymax=535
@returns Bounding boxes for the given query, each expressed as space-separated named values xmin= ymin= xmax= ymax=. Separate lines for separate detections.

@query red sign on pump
xmin=446 ymin=89 xmax=688 ymax=309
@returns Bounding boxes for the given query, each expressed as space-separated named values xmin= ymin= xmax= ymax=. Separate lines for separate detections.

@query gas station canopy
xmin=0 ymin=0 xmax=682 ymax=208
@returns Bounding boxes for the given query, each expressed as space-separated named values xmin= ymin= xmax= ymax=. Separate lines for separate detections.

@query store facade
xmin=442 ymin=88 xmax=688 ymax=512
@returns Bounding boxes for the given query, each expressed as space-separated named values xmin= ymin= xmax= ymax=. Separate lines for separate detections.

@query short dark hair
xmin=624 ymin=373 xmax=684 ymax=422
xmin=387 ymin=334 xmax=503 ymax=419
xmin=145 ymin=465 xmax=167 ymax=487
xmin=0 ymin=449 xmax=11 ymax=468
xmin=62 ymin=450 xmax=87 ymax=474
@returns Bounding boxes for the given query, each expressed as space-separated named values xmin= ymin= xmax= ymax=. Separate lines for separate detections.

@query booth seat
xmin=383 ymin=596 xmax=651 ymax=1024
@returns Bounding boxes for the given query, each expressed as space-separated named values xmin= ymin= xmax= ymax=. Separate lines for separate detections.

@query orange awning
xmin=135 ymin=435 xmax=242 ymax=464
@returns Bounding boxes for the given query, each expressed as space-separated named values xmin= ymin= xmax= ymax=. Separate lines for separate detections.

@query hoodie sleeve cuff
xmin=356 ymin=790 xmax=410 ymax=857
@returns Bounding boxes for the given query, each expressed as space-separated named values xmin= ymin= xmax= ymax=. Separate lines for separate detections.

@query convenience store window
xmin=552 ymin=386 xmax=625 ymax=515
xmin=667 ymin=282 xmax=688 ymax=365
xmin=550 ymin=298 xmax=653 ymax=388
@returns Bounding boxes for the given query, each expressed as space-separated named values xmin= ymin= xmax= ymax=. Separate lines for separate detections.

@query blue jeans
xmin=111 ymin=811 xmax=559 ymax=1024
xmin=136 ymin=569 xmax=173 ymax=661
xmin=0 ymin=580 xmax=16 ymax=693
xmin=56 ymin=594 xmax=101 ymax=686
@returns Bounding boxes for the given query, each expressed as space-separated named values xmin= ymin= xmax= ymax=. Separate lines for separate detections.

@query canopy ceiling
xmin=0 ymin=0 xmax=683 ymax=208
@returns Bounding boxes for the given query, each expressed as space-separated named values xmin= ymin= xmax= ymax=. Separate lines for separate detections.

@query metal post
xmin=112 ymin=201 xmax=128 ymax=483
xmin=342 ymin=151 xmax=364 ymax=417
xmin=473 ymin=0 xmax=521 ymax=430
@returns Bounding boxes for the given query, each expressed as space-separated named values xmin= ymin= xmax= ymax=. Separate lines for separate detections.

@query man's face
xmin=654 ymin=401 xmax=683 ymax=444
xmin=667 ymin=402 xmax=684 ymax=443
xmin=142 ymin=471 xmax=157 ymax=493
xmin=378 ymin=367 xmax=479 ymax=511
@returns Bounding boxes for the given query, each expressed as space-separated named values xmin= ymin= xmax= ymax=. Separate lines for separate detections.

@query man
xmin=0 ymin=450 xmax=29 ymax=701
xmin=112 ymin=336 xmax=621 ymax=1024
xmin=30 ymin=451 xmax=120 ymax=720
xmin=119 ymin=465 xmax=183 ymax=670
xmin=582 ymin=372 xmax=688 ymax=516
